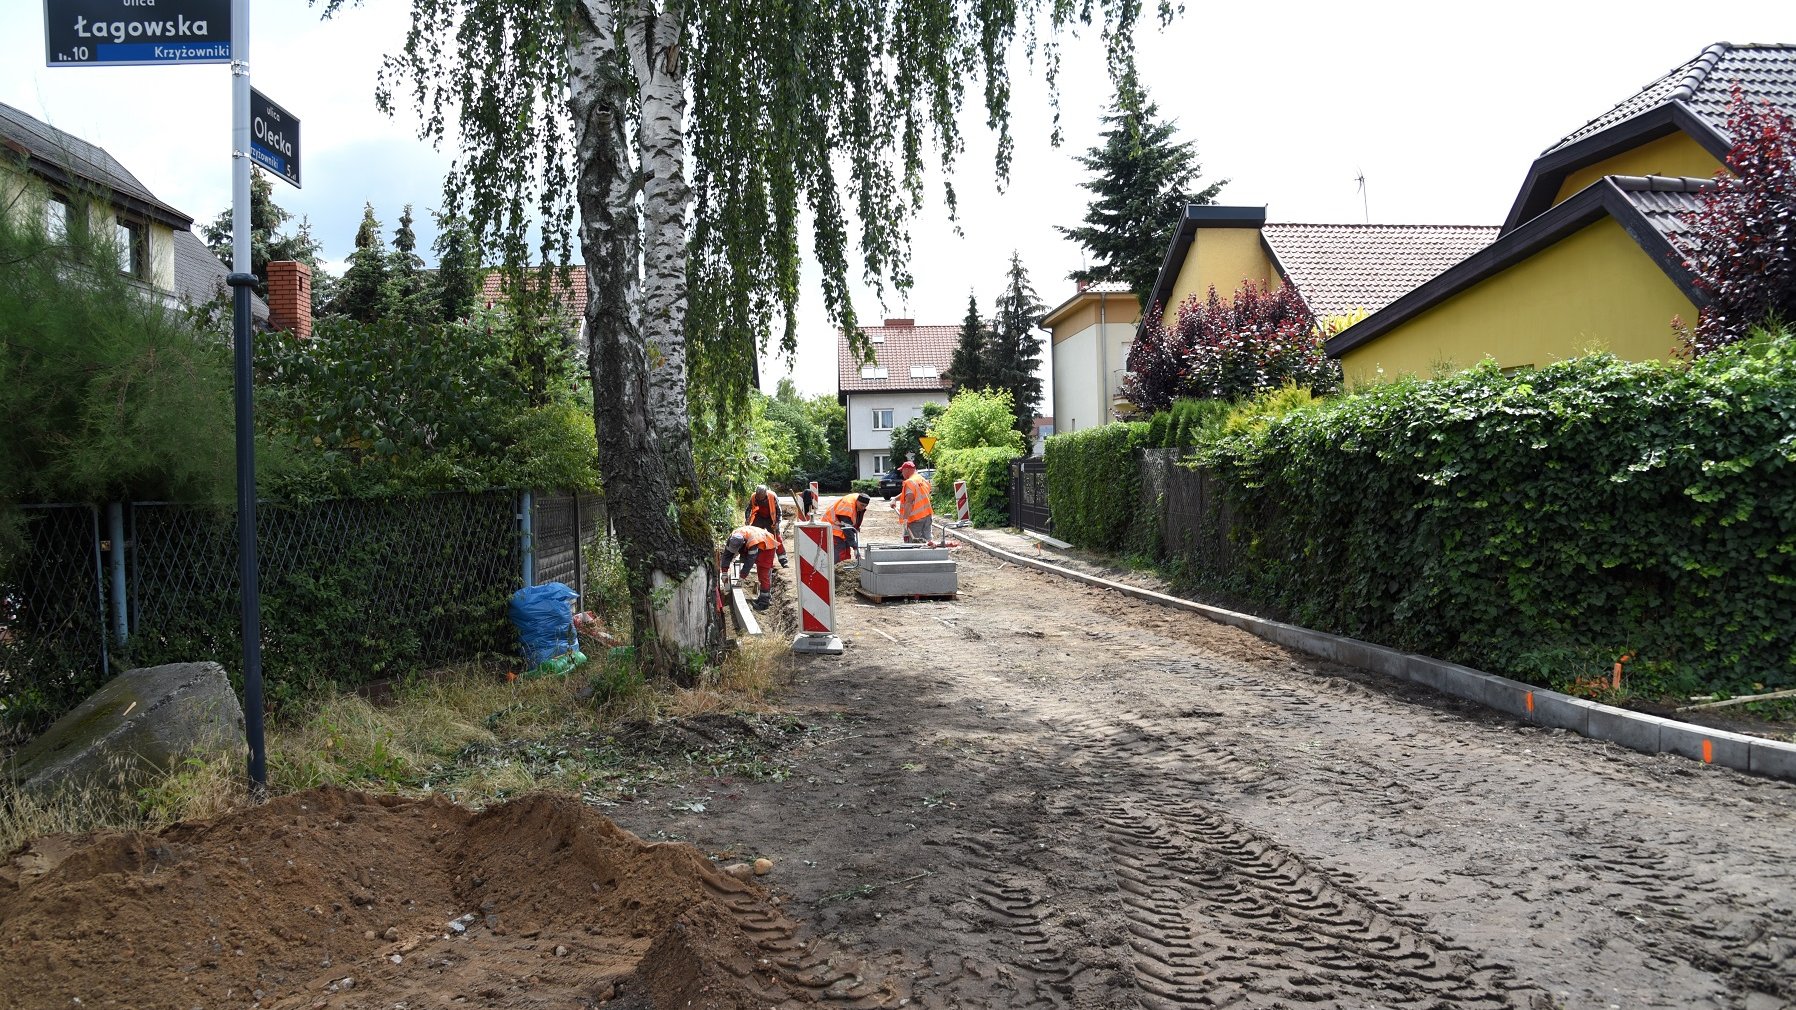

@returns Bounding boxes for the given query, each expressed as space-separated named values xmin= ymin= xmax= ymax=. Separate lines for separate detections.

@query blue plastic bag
xmin=508 ymin=582 xmax=580 ymax=668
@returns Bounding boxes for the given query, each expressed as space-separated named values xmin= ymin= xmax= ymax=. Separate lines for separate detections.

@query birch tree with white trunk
xmin=325 ymin=0 xmax=1171 ymax=677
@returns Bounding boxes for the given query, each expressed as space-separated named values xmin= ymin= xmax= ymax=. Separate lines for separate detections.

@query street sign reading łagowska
xmin=44 ymin=0 xmax=232 ymax=67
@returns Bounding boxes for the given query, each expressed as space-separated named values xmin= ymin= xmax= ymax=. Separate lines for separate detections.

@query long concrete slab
xmin=955 ymin=529 xmax=1796 ymax=784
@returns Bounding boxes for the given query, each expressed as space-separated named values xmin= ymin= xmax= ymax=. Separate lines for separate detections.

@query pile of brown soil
xmin=0 ymin=787 xmax=901 ymax=1009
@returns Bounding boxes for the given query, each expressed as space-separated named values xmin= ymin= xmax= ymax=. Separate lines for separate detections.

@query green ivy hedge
xmin=933 ymin=447 xmax=1020 ymax=527
xmin=1189 ymin=347 xmax=1796 ymax=695
xmin=1044 ymin=422 xmax=1150 ymax=550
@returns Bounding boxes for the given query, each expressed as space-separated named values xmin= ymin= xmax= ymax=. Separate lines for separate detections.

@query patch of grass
xmin=1 ymin=750 xmax=241 ymax=856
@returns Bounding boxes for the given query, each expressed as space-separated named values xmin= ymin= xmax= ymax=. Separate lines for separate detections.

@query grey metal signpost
xmin=44 ymin=0 xmax=269 ymax=793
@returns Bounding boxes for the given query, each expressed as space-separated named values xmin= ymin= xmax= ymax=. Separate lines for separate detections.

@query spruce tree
xmin=1059 ymin=69 xmax=1224 ymax=304
xmin=200 ymin=168 xmax=323 ymax=299
xmin=432 ymin=212 xmax=483 ymax=324
xmin=332 ymin=203 xmax=389 ymax=323
xmin=382 ymin=204 xmax=434 ymax=323
xmin=945 ymin=291 xmax=992 ymax=394
xmin=989 ymin=252 xmax=1045 ymax=433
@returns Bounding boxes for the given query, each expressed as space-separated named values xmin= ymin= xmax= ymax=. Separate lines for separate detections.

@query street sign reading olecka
xmin=44 ymin=0 xmax=232 ymax=67
xmin=250 ymin=89 xmax=301 ymax=188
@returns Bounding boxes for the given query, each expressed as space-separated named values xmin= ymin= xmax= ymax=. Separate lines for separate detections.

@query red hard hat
xmin=898 ymin=460 xmax=916 ymax=473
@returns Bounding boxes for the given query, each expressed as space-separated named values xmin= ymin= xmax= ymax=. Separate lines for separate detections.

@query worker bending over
xmin=745 ymin=484 xmax=781 ymax=534
xmin=823 ymin=492 xmax=871 ymax=564
xmin=720 ymin=525 xmax=787 ymax=610
xmin=896 ymin=460 xmax=934 ymax=544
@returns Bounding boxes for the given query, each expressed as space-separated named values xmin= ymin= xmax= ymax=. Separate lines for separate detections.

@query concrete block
xmin=1657 ymin=722 xmax=1754 ymax=770
xmin=866 ymin=560 xmax=957 ymax=576
xmin=1587 ymin=705 xmax=1664 ymax=755
xmin=866 ymin=546 xmax=949 ymax=563
xmin=1526 ymin=692 xmax=1593 ymax=734
xmin=859 ymin=570 xmax=958 ymax=597
xmin=1749 ymin=740 xmax=1796 ymax=782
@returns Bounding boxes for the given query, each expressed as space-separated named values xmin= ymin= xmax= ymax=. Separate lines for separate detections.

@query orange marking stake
xmin=1702 ymin=739 xmax=1714 ymax=764
xmin=1525 ymin=691 xmax=1534 ymax=715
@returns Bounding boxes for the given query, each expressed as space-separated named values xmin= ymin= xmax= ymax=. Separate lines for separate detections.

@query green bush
xmin=934 ymin=389 xmax=1027 ymax=455
xmin=850 ymin=478 xmax=882 ymax=496
xmin=1187 ymin=346 xmax=1796 ymax=696
xmin=1146 ymin=398 xmax=1232 ymax=448
xmin=1044 ymin=421 xmax=1150 ymax=550
xmin=933 ymin=446 xmax=1020 ymax=526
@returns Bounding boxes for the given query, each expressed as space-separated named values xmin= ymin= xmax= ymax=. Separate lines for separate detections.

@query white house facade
xmin=836 ymin=318 xmax=955 ymax=478
xmin=1043 ymin=282 xmax=1139 ymax=433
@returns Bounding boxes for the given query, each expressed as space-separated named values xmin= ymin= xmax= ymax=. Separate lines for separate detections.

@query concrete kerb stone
xmin=955 ymin=528 xmax=1796 ymax=783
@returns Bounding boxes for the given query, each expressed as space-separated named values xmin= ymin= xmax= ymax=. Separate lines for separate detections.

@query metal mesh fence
xmin=0 ymin=505 xmax=109 ymax=734
xmin=532 ymin=492 xmax=605 ymax=602
xmin=1161 ymin=454 xmax=1241 ymax=576
xmin=2 ymin=491 xmax=602 ymax=735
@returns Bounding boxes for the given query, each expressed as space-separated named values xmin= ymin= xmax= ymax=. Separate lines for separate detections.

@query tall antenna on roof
xmin=1354 ymin=169 xmax=1369 ymax=224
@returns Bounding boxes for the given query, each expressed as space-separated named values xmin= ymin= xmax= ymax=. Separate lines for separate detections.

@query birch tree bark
xmin=571 ymin=0 xmax=717 ymax=676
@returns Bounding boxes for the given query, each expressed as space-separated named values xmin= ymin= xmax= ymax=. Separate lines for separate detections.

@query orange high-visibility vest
xmin=824 ymin=496 xmax=864 ymax=530
xmin=898 ymin=474 xmax=933 ymax=525
xmin=746 ymin=490 xmax=778 ymax=526
xmin=732 ymin=526 xmax=783 ymax=553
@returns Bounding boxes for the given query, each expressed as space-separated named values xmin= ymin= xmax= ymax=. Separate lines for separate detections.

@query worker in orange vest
xmin=895 ymin=460 xmax=934 ymax=544
xmin=720 ymin=525 xmax=787 ymax=610
xmin=745 ymin=484 xmax=781 ymax=534
xmin=823 ymin=492 xmax=870 ymax=564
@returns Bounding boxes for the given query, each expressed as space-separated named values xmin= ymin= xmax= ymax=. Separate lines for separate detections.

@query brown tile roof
xmin=479 ymin=267 xmax=589 ymax=320
xmin=1545 ymin=43 xmax=1796 ymax=156
xmin=836 ymin=319 xmax=957 ymax=395
xmin=1261 ymin=223 xmax=1500 ymax=320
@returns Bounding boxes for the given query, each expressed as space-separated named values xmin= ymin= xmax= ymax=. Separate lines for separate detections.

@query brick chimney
xmin=883 ymin=317 xmax=914 ymax=328
xmin=266 ymin=260 xmax=312 ymax=338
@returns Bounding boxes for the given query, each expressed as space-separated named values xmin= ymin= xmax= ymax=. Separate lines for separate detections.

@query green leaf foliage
xmin=888 ymin=401 xmax=947 ymax=470
xmin=934 ymin=446 xmax=1021 ymax=527
xmin=934 ymin=389 xmax=1027 ymax=456
xmin=255 ymin=309 xmax=598 ymax=500
xmin=1176 ymin=347 xmax=1796 ymax=695
xmin=1044 ymin=421 xmax=1151 ymax=550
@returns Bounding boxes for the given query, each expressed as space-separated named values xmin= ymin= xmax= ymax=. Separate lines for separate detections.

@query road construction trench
xmin=615 ymin=501 xmax=1796 ymax=1010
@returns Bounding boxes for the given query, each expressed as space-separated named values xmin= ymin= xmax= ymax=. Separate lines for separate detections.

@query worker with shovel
xmin=720 ymin=525 xmax=787 ymax=610
xmin=824 ymin=492 xmax=871 ymax=565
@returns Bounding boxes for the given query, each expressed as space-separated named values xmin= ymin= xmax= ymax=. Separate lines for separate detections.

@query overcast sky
xmin=4 ymin=2 xmax=1790 ymax=405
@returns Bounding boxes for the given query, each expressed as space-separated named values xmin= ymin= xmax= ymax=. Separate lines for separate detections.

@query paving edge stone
xmin=957 ymin=530 xmax=1796 ymax=784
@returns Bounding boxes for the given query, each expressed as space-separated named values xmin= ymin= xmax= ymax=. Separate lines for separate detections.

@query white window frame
xmin=872 ymin=454 xmax=890 ymax=475
xmin=44 ymin=194 xmax=73 ymax=239
xmin=871 ymin=408 xmax=894 ymax=431
xmin=859 ymin=365 xmax=888 ymax=379
xmin=909 ymin=364 xmax=938 ymax=378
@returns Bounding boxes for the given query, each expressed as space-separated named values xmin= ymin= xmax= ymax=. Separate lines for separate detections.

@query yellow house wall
xmin=1164 ymin=228 xmax=1277 ymax=313
xmin=0 ymin=160 xmax=176 ymax=294
xmin=1551 ymin=132 xmax=1721 ymax=206
xmin=1337 ymin=217 xmax=1696 ymax=387
xmin=1047 ymin=295 xmax=1140 ymax=344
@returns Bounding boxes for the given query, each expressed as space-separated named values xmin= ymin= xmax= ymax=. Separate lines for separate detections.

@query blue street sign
xmin=250 ymin=89 xmax=300 ymax=188
xmin=44 ymin=0 xmax=232 ymax=67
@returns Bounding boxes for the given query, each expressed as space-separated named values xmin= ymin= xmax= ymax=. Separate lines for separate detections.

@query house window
xmin=859 ymin=365 xmax=888 ymax=379
xmin=909 ymin=364 xmax=938 ymax=378
xmin=115 ymin=218 xmax=147 ymax=278
xmin=871 ymin=408 xmax=894 ymax=431
xmin=44 ymin=194 xmax=73 ymax=239
xmin=872 ymin=454 xmax=890 ymax=475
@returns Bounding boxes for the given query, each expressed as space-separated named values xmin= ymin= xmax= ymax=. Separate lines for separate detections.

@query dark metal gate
xmin=1009 ymin=457 xmax=1051 ymax=534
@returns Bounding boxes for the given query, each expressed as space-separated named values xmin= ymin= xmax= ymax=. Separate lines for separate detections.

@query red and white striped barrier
xmin=791 ymin=522 xmax=843 ymax=655
xmin=809 ymin=480 xmax=820 ymax=502
xmin=954 ymin=480 xmax=970 ymax=523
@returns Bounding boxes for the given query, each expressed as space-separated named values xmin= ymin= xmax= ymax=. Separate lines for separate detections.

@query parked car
xmin=876 ymin=467 xmax=934 ymax=499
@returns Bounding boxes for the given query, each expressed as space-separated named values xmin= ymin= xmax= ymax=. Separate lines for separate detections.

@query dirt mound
xmin=0 ymin=787 xmax=901 ymax=1009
